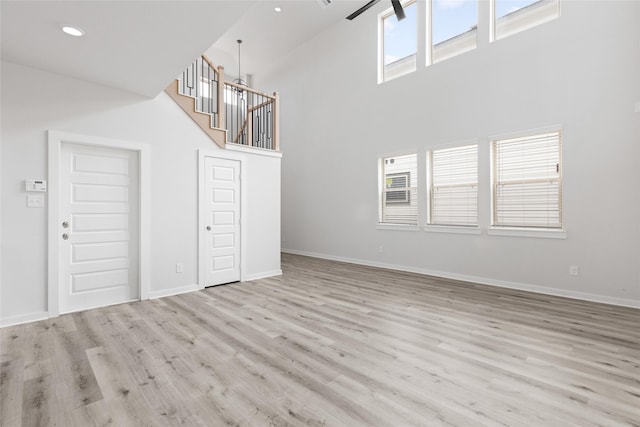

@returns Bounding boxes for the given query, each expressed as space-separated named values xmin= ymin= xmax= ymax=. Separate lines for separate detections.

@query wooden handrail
xmin=248 ymin=98 xmax=275 ymax=113
xmin=224 ymin=80 xmax=276 ymax=101
xmin=201 ymin=54 xmax=219 ymax=72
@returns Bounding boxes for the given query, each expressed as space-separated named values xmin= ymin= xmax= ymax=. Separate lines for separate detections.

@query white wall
xmin=0 ymin=61 xmax=281 ymax=325
xmin=255 ymin=1 xmax=640 ymax=306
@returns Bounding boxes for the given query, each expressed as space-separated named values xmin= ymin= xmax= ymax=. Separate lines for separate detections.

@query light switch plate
xmin=27 ymin=194 xmax=45 ymax=208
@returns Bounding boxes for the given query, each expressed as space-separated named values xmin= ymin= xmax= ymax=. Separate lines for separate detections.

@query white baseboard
xmin=282 ymin=249 xmax=640 ymax=309
xmin=1 ymin=284 xmax=202 ymax=327
xmin=244 ymin=269 xmax=283 ymax=282
xmin=1 ymin=311 xmax=49 ymax=328
xmin=148 ymin=284 xmax=200 ymax=300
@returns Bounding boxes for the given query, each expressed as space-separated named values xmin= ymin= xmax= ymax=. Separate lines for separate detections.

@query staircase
xmin=165 ymin=55 xmax=279 ymax=151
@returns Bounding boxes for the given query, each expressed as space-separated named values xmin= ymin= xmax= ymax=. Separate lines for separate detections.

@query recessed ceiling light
xmin=62 ymin=25 xmax=84 ymax=37
xmin=274 ymin=7 xmax=282 ymax=12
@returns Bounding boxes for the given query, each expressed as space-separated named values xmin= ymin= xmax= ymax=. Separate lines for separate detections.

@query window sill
xmin=376 ymin=224 xmax=420 ymax=232
xmin=425 ymin=225 xmax=481 ymax=235
xmin=488 ymin=227 xmax=566 ymax=239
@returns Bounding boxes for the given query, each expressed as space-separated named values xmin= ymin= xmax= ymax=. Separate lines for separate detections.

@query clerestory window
xmin=379 ymin=0 xmax=418 ymax=83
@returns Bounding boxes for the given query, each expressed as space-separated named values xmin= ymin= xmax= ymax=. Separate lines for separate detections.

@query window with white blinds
xmin=379 ymin=154 xmax=418 ymax=225
xmin=427 ymin=144 xmax=478 ymax=226
xmin=492 ymin=131 xmax=562 ymax=228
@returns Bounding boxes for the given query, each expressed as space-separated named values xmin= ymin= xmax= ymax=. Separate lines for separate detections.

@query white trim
xmin=488 ymin=227 xmax=566 ymax=239
xmin=378 ymin=0 xmax=418 ymax=84
xmin=427 ymin=138 xmax=478 ymax=152
xmin=282 ymin=249 xmax=640 ymax=309
xmin=198 ymin=149 xmax=247 ymax=288
xmin=47 ymin=130 xmax=151 ymax=318
xmin=489 ymin=126 xmax=563 ymax=231
xmin=376 ymin=224 xmax=420 ymax=231
xmin=0 ymin=129 xmax=2 ymax=326
xmin=244 ymin=270 xmax=283 ymax=282
xmin=225 ymin=143 xmax=283 ymax=158
xmin=0 ymin=311 xmax=49 ymax=328
xmin=425 ymin=225 xmax=482 ymax=235
xmin=491 ymin=0 xmax=560 ymax=42
xmin=148 ymin=284 xmax=200 ymax=300
xmin=57 ymin=298 xmax=139 ymax=316
xmin=488 ymin=124 xmax=562 ymax=143
xmin=377 ymin=148 xmax=419 ymax=160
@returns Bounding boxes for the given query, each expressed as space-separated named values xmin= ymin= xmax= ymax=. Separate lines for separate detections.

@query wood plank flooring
xmin=1 ymin=253 xmax=639 ymax=426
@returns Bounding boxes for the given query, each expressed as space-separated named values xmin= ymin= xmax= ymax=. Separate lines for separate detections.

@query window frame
xmin=490 ymin=128 xmax=563 ymax=231
xmin=429 ymin=0 xmax=478 ymax=65
xmin=490 ymin=0 xmax=560 ymax=42
xmin=378 ymin=0 xmax=418 ymax=84
xmin=378 ymin=152 xmax=419 ymax=227
xmin=426 ymin=142 xmax=479 ymax=227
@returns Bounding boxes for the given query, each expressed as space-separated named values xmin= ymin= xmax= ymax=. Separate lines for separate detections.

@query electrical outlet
xmin=378 ymin=245 xmax=383 ymax=253
xmin=569 ymin=265 xmax=579 ymax=276
xmin=176 ymin=263 xmax=184 ymax=273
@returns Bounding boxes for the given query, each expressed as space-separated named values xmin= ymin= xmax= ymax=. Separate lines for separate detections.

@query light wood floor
xmin=2 ymin=253 xmax=639 ymax=427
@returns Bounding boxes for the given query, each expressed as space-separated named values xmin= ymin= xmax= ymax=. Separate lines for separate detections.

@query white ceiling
xmin=0 ymin=0 xmax=375 ymax=97
xmin=206 ymin=0 xmax=364 ymax=78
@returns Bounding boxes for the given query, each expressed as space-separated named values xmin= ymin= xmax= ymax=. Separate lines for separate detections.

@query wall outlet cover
xmin=27 ymin=194 xmax=45 ymax=208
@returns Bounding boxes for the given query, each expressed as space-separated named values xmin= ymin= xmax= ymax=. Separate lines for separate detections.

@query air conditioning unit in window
xmin=385 ymin=172 xmax=410 ymax=205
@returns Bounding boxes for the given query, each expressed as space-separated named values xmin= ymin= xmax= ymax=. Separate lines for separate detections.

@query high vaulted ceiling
xmin=206 ymin=0 xmax=363 ymax=79
xmin=1 ymin=0 xmax=372 ymax=98
xmin=0 ymin=1 xmax=254 ymax=98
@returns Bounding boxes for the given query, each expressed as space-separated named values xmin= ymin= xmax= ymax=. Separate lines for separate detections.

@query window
xmin=379 ymin=154 xmax=418 ymax=225
xmin=492 ymin=130 xmax=562 ymax=228
xmin=431 ymin=0 xmax=477 ymax=63
xmin=380 ymin=1 xmax=417 ymax=83
xmin=492 ymin=0 xmax=560 ymax=41
xmin=428 ymin=144 xmax=478 ymax=226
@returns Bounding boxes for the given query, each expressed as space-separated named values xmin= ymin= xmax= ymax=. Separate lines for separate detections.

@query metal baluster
xmin=207 ymin=64 xmax=212 ymax=114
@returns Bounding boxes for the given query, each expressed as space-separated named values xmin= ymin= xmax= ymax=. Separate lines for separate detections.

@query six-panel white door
xmin=59 ymin=143 xmax=139 ymax=313
xmin=204 ymin=157 xmax=241 ymax=286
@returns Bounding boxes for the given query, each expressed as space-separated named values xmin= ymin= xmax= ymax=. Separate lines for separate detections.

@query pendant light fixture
xmin=233 ymin=39 xmax=247 ymax=87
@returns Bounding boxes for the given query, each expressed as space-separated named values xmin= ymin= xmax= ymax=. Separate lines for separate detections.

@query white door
xmin=59 ymin=143 xmax=139 ymax=313
xmin=204 ymin=157 xmax=241 ymax=286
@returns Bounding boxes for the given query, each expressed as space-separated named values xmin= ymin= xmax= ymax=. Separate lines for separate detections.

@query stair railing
xmin=169 ymin=55 xmax=279 ymax=152
xmin=177 ymin=55 xmax=226 ymax=129
xmin=224 ymin=81 xmax=279 ymax=151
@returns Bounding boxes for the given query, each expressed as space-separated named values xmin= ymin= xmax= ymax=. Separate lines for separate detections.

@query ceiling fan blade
xmin=346 ymin=0 xmax=383 ymax=20
xmin=391 ymin=0 xmax=406 ymax=21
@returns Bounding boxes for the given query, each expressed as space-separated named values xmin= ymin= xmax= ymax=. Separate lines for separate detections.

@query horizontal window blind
xmin=493 ymin=131 xmax=562 ymax=228
xmin=380 ymin=154 xmax=418 ymax=225
xmin=429 ymin=144 xmax=478 ymax=226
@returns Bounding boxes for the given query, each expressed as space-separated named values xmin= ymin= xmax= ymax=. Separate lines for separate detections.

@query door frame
xmin=47 ymin=130 xmax=151 ymax=317
xmin=198 ymin=149 xmax=246 ymax=288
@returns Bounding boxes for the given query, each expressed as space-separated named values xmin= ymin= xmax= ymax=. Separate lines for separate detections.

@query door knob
xmin=206 ymin=226 xmax=211 ymax=231
xmin=62 ymin=221 xmax=69 ymax=228
xmin=62 ymin=233 xmax=69 ymax=240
